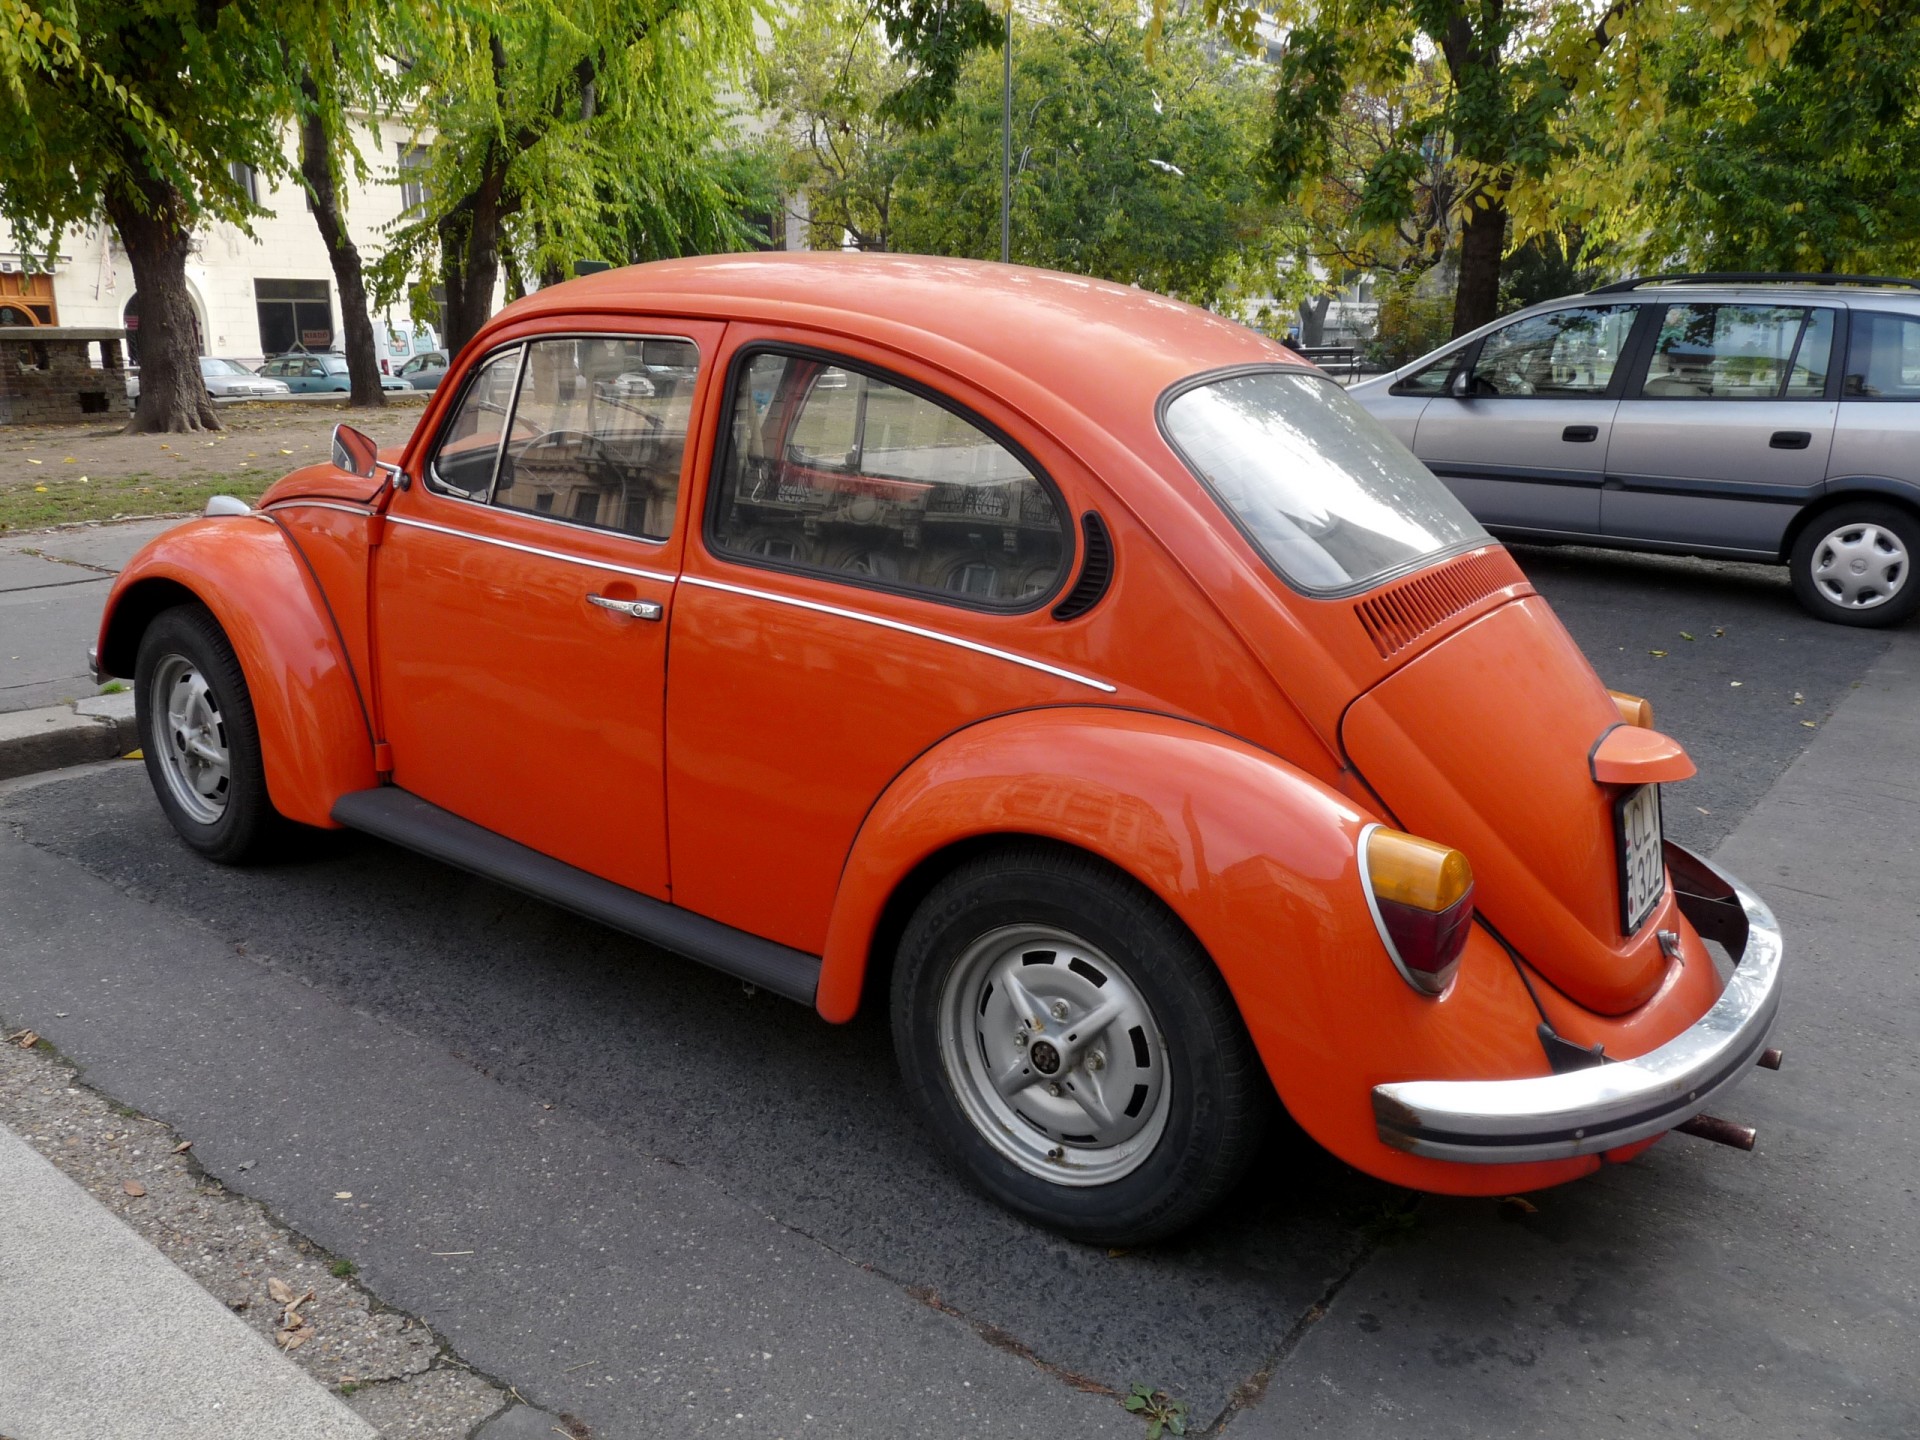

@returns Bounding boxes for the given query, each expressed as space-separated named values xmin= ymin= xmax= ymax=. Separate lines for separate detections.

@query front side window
xmin=709 ymin=350 xmax=1069 ymax=607
xmin=1467 ymin=305 xmax=1637 ymax=398
xmin=427 ymin=346 xmax=523 ymax=498
xmin=1844 ymin=311 xmax=1920 ymax=400
xmin=1162 ymin=368 xmax=1487 ymax=595
xmin=1641 ymin=304 xmax=1837 ymax=399
xmin=1394 ymin=344 xmax=1469 ymax=396
xmin=490 ymin=336 xmax=697 ymax=539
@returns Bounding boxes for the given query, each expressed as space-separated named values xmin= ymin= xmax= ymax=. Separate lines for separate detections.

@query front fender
xmin=819 ymin=707 xmax=1596 ymax=1194
xmin=96 ymin=516 xmax=377 ymax=827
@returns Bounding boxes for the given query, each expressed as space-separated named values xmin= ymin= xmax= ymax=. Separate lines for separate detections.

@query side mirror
xmin=1448 ymin=368 xmax=1475 ymax=399
xmin=331 ymin=423 xmax=380 ymax=478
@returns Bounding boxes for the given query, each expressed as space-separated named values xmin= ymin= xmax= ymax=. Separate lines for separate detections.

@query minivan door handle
xmin=1770 ymin=430 xmax=1812 ymax=450
xmin=1562 ymin=425 xmax=1599 ymax=443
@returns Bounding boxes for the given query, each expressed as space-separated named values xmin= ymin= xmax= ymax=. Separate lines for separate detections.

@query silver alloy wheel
xmin=937 ymin=924 xmax=1171 ymax=1187
xmin=150 ymin=653 xmax=231 ymax=825
xmin=1810 ymin=521 xmax=1909 ymax=610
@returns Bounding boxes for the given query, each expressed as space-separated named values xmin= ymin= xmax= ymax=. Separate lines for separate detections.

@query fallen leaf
xmin=1106 ymin=1247 xmax=1131 ymax=1259
xmin=173 ymin=1140 xmax=193 ymax=1153
xmin=1730 ymin=680 xmax=1743 ymax=687
xmin=11 ymin=1030 xmax=37 ymax=1048
xmin=283 ymin=1330 xmax=311 ymax=1351
xmin=1792 ymin=691 xmax=1804 ymax=705
xmin=1696 ymin=806 xmax=1711 ymax=815
xmin=122 ymin=1180 xmax=146 ymax=1197
xmin=32 ymin=485 xmax=46 ymax=493
xmin=1679 ymin=631 xmax=1694 ymax=641
xmin=334 ymin=1191 xmax=353 ymax=1200
xmin=1713 ymin=627 xmax=1726 ymax=637
xmin=1649 ymin=649 xmax=1668 ymax=658
xmin=62 ymin=456 xmax=75 ymax=462
xmin=279 ymin=448 xmax=293 ymax=455
xmin=25 ymin=457 xmax=41 ymax=464
xmin=267 ymin=1277 xmax=295 ymax=1305
xmin=123 ymin=748 xmax=144 ymax=760
xmin=1499 ymin=1195 xmax=1538 ymax=1218
xmin=1802 ymin=720 xmax=1817 ymax=729
xmin=283 ymin=1310 xmax=306 ymax=1330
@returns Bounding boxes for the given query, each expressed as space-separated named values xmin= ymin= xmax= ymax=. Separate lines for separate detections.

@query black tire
xmin=134 ymin=603 xmax=283 ymax=863
xmin=891 ymin=843 xmax=1267 ymax=1245
xmin=1789 ymin=501 xmax=1920 ymax=628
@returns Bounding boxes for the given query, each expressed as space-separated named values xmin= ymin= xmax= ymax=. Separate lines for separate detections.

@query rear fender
xmin=818 ymin=707 xmax=1596 ymax=1194
xmin=95 ymin=517 xmax=377 ymax=826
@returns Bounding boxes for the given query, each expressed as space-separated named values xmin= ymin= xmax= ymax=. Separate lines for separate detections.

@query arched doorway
xmin=0 ymin=301 xmax=36 ymax=326
xmin=122 ymin=291 xmax=206 ymax=366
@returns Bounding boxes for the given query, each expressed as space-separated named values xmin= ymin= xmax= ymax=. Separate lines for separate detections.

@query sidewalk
xmin=0 ymin=1122 xmax=375 ymax=1440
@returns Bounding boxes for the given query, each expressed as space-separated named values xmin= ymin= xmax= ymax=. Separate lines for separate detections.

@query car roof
xmin=494 ymin=253 xmax=1305 ymax=418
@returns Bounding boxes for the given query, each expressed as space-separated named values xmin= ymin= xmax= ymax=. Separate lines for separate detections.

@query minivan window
xmin=710 ymin=350 xmax=1068 ymax=607
xmin=1844 ymin=312 xmax=1920 ymax=400
xmin=1641 ymin=304 xmax=1836 ymax=399
xmin=1467 ymin=305 xmax=1636 ymax=398
xmin=1163 ymin=368 xmax=1487 ymax=595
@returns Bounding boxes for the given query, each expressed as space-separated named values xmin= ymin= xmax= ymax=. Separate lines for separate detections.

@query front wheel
xmin=134 ymin=603 xmax=283 ymax=863
xmin=891 ymin=844 xmax=1267 ymax=1245
xmin=1789 ymin=502 xmax=1920 ymax=627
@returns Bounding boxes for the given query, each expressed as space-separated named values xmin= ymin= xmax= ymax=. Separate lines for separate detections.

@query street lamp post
xmin=1000 ymin=0 xmax=1012 ymax=264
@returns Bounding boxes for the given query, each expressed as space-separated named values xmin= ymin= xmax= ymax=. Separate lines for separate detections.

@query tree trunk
xmin=437 ymin=153 xmax=506 ymax=358
xmin=1298 ymin=294 xmax=1332 ymax=346
xmin=105 ymin=182 xmax=219 ymax=434
xmin=1451 ymin=194 xmax=1507 ymax=337
xmin=300 ymin=77 xmax=385 ymax=409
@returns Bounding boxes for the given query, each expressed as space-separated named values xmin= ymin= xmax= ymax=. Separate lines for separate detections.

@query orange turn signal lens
xmin=1609 ymin=690 xmax=1654 ymax=729
xmin=1364 ymin=828 xmax=1473 ymax=913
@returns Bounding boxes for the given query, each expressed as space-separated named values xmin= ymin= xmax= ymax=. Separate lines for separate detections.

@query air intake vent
xmin=1052 ymin=512 xmax=1114 ymax=620
xmin=1354 ymin=549 xmax=1529 ymax=658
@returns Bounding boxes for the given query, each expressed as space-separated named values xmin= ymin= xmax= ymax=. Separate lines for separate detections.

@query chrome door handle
xmin=587 ymin=593 xmax=663 ymax=620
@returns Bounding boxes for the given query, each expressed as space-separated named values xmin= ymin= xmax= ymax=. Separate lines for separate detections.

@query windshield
xmin=201 ymin=358 xmax=249 ymax=377
xmin=1161 ymin=368 xmax=1487 ymax=595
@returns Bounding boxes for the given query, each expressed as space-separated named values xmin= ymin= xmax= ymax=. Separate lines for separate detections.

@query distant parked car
xmin=260 ymin=353 xmax=409 ymax=394
xmin=201 ymin=357 xmax=291 ymax=399
xmin=1349 ymin=273 xmax=1920 ymax=627
xmin=394 ymin=350 xmax=449 ymax=391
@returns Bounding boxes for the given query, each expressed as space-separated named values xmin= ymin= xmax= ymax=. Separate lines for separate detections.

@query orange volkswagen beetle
xmin=92 ymin=255 xmax=1784 ymax=1243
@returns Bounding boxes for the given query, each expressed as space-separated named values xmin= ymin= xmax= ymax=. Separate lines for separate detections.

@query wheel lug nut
xmin=1086 ymin=1051 xmax=1104 ymax=1072
xmin=1047 ymin=1082 xmax=1062 ymax=1097
xmin=1049 ymin=1000 xmax=1069 ymax=1021
xmin=1013 ymin=1031 xmax=1028 ymax=1048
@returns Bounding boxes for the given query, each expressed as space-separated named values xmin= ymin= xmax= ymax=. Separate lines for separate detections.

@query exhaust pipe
xmin=1675 ymin=1114 xmax=1757 ymax=1150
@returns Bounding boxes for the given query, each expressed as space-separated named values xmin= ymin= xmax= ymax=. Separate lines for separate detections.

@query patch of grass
xmin=337 ymin=1381 xmax=361 ymax=1397
xmin=99 ymin=681 xmax=127 ymax=695
xmin=0 ymin=471 xmax=271 ymax=531
xmin=330 ymin=1258 xmax=356 ymax=1278
xmin=1124 ymin=1384 xmax=1188 ymax=1438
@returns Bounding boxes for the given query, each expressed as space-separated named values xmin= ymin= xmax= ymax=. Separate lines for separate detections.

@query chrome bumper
xmin=86 ymin=643 xmax=103 ymax=685
xmin=1372 ymin=843 xmax=1783 ymax=1163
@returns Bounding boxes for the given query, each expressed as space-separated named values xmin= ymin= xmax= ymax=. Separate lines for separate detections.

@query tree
xmin=1600 ymin=0 xmax=1920 ymax=275
xmin=886 ymin=0 xmax=1295 ymax=308
xmin=0 ymin=0 xmax=297 ymax=431
xmin=372 ymin=0 xmax=763 ymax=358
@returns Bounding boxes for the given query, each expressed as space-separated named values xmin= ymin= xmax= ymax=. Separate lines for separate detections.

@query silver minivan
xmin=1349 ymin=273 xmax=1920 ymax=626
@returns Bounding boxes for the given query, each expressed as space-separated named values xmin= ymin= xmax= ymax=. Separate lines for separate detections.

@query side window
xmin=1393 ymin=345 xmax=1468 ymax=396
xmin=1844 ymin=312 xmax=1920 ymax=400
xmin=427 ymin=346 xmax=523 ymax=499
xmin=710 ymin=349 xmax=1069 ymax=607
xmin=1467 ymin=306 xmax=1636 ymax=398
xmin=490 ymin=336 xmax=696 ymax=540
xmin=1642 ymin=304 xmax=1832 ymax=399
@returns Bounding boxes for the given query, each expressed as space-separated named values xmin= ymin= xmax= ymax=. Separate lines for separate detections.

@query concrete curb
xmin=0 ymin=694 xmax=135 ymax=782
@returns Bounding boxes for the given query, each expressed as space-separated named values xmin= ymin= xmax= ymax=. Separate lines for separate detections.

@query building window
xmin=254 ymin=278 xmax=334 ymax=358
xmin=398 ymin=145 xmax=432 ymax=218
xmin=229 ymin=161 xmax=259 ymax=206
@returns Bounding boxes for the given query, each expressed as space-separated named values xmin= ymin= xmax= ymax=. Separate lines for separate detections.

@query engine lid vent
xmin=1053 ymin=511 xmax=1114 ymax=620
xmin=1354 ymin=548 xmax=1530 ymax=658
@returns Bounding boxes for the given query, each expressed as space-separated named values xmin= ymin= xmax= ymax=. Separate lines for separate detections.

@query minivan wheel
xmin=1790 ymin=501 xmax=1920 ymax=627
xmin=134 ymin=603 xmax=283 ymax=863
xmin=891 ymin=844 xmax=1266 ymax=1245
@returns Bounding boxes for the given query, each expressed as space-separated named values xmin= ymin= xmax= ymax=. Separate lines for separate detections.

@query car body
xmin=259 ymin=352 xmax=410 ymax=394
xmin=92 ymin=254 xmax=1784 ymax=1243
xmin=200 ymin=356 xmax=291 ymax=399
xmin=1349 ymin=273 xmax=1920 ymax=627
xmin=394 ymin=350 xmax=449 ymax=390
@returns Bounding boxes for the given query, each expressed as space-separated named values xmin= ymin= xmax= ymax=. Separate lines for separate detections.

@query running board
xmin=331 ymin=788 xmax=822 ymax=1006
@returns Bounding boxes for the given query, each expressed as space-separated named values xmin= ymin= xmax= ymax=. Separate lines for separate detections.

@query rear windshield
xmin=1161 ymin=368 xmax=1487 ymax=595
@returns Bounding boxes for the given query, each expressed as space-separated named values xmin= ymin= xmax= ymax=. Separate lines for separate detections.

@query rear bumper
xmin=1372 ymin=843 xmax=1782 ymax=1163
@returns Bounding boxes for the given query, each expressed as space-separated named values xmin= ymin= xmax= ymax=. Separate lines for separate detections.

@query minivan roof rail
xmin=1590 ymin=271 xmax=1920 ymax=294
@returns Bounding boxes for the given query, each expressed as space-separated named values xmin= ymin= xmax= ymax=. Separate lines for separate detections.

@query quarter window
xmin=1466 ymin=306 xmax=1636 ymax=398
xmin=710 ymin=350 xmax=1069 ymax=607
xmin=489 ymin=336 xmax=697 ymax=540
xmin=1394 ymin=344 xmax=1469 ymax=396
xmin=427 ymin=347 xmax=523 ymax=499
xmin=1844 ymin=312 xmax=1920 ymax=400
xmin=1641 ymin=304 xmax=1838 ymax=400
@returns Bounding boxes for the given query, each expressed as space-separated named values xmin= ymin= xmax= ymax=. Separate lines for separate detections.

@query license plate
xmin=1616 ymin=783 xmax=1665 ymax=933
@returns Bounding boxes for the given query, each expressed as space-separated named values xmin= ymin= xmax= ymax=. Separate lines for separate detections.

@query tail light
xmin=1609 ymin=690 xmax=1654 ymax=728
xmin=1362 ymin=825 xmax=1475 ymax=996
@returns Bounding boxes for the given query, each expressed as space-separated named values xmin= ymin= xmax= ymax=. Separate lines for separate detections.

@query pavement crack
xmin=19 ymin=546 xmax=121 ymax=577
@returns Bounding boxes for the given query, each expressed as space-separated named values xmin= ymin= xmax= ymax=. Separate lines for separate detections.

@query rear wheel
xmin=891 ymin=844 xmax=1266 ymax=1245
xmin=134 ymin=604 xmax=282 ymax=863
xmin=1789 ymin=501 xmax=1920 ymax=627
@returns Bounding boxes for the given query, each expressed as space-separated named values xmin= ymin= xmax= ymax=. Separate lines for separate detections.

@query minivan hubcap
xmin=151 ymin=654 xmax=230 ymax=824
xmin=1811 ymin=523 xmax=1907 ymax=610
xmin=937 ymin=925 xmax=1170 ymax=1187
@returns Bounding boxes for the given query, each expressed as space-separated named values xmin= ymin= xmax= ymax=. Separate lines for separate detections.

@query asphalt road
xmin=0 ymin=544 xmax=1912 ymax=1436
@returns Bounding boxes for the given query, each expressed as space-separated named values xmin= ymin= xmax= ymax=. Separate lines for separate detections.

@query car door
xmin=1829 ymin=309 xmax=1920 ymax=487
xmin=1602 ymin=301 xmax=1840 ymax=553
xmin=664 ymin=333 xmax=1088 ymax=953
xmin=373 ymin=322 xmax=724 ymax=899
xmin=1411 ymin=303 xmax=1640 ymax=535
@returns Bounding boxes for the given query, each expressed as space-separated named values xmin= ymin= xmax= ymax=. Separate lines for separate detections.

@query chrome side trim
xmin=680 ymin=574 xmax=1118 ymax=693
xmin=263 ymin=500 xmax=372 ymax=518
xmin=385 ymin=514 xmax=676 ymax=584
xmin=1372 ymin=845 xmax=1783 ymax=1163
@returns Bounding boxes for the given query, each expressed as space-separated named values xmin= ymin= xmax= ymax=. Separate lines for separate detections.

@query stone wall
xmin=0 ymin=327 xmax=131 ymax=426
